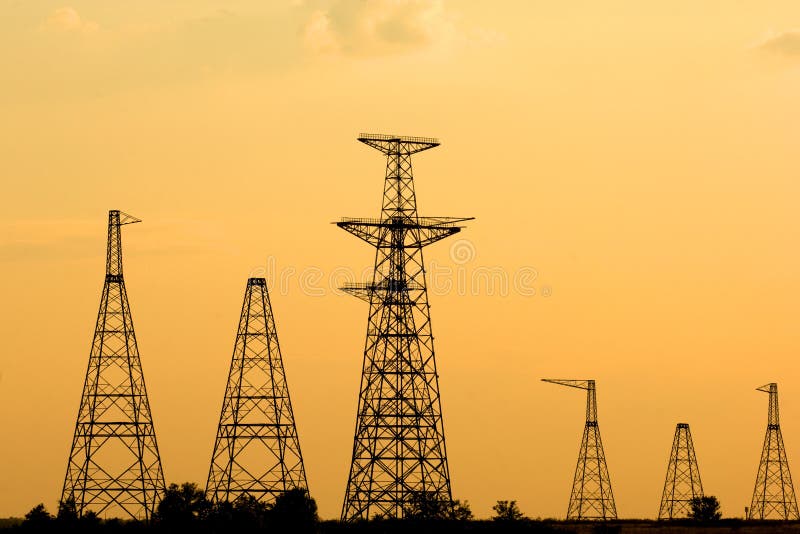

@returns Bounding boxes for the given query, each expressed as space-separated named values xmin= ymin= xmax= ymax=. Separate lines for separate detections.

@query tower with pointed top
xmin=62 ymin=210 xmax=165 ymax=520
xmin=338 ymin=134 xmax=472 ymax=521
xmin=542 ymin=379 xmax=617 ymax=520
xmin=658 ymin=423 xmax=703 ymax=519
xmin=206 ymin=278 xmax=308 ymax=504
xmin=748 ymin=383 xmax=799 ymax=520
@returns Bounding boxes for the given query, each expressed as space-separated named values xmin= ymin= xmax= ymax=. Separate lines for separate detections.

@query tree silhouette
xmin=403 ymin=492 xmax=447 ymax=520
xmin=689 ymin=495 xmax=721 ymax=521
xmin=22 ymin=504 xmax=52 ymax=529
xmin=56 ymin=497 xmax=78 ymax=522
xmin=269 ymin=488 xmax=318 ymax=533
xmin=206 ymin=495 xmax=270 ymax=533
xmin=53 ymin=498 xmax=101 ymax=531
xmin=492 ymin=500 xmax=525 ymax=521
xmin=403 ymin=492 xmax=473 ymax=520
xmin=449 ymin=500 xmax=473 ymax=521
xmin=154 ymin=482 xmax=210 ymax=526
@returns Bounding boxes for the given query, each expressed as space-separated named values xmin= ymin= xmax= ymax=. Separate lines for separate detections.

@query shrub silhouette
xmin=269 ymin=488 xmax=319 ymax=533
xmin=492 ymin=500 xmax=525 ymax=521
xmin=403 ymin=492 xmax=473 ymax=520
xmin=56 ymin=497 xmax=78 ymax=522
xmin=206 ymin=495 xmax=270 ymax=532
xmin=689 ymin=495 xmax=721 ymax=521
xmin=22 ymin=504 xmax=52 ymax=529
xmin=154 ymin=482 xmax=210 ymax=526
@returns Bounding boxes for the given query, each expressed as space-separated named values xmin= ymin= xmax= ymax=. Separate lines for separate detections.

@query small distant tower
xmin=658 ymin=423 xmax=703 ymax=519
xmin=62 ymin=210 xmax=166 ymax=520
xmin=206 ymin=278 xmax=308 ymax=504
xmin=748 ymin=383 xmax=799 ymax=520
xmin=542 ymin=379 xmax=617 ymax=520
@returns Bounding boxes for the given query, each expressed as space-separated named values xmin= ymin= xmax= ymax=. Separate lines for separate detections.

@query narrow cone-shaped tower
xmin=542 ymin=379 xmax=617 ymax=520
xmin=206 ymin=278 xmax=308 ymax=503
xmin=62 ymin=210 xmax=165 ymax=520
xmin=658 ymin=423 xmax=703 ymax=519
xmin=748 ymin=383 xmax=799 ymax=520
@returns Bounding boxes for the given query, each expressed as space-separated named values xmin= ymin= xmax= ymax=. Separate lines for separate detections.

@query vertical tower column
xmin=338 ymin=134 xmax=472 ymax=521
xmin=206 ymin=278 xmax=308 ymax=503
xmin=62 ymin=210 xmax=165 ymax=520
xmin=658 ymin=423 xmax=704 ymax=519
xmin=749 ymin=383 xmax=799 ymax=519
xmin=543 ymin=379 xmax=617 ymax=520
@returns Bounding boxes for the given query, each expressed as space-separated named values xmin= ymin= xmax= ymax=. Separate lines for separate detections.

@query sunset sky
xmin=3 ymin=0 xmax=800 ymax=520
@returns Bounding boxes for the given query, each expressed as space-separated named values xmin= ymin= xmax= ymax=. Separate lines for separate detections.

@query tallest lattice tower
xmin=338 ymin=134 xmax=472 ymax=521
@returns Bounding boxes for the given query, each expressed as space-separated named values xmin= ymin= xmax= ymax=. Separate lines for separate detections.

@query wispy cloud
xmin=0 ymin=217 xmax=234 ymax=263
xmin=40 ymin=7 xmax=99 ymax=34
xmin=301 ymin=0 xmax=503 ymax=57
xmin=15 ymin=6 xmax=305 ymax=97
xmin=0 ymin=219 xmax=99 ymax=262
xmin=756 ymin=29 xmax=800 ymax=57
xmin=6 ymin=1 xmax=502 ymax=100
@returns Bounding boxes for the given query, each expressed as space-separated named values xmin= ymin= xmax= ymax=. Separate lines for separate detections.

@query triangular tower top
xmin=658 ymin=423 xmax=704 ymax=519
xmin=206 ymin=277 xmax=308 ymax=504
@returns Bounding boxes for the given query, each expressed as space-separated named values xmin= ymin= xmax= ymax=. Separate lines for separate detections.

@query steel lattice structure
xmin=62 ymin=210 xmax=165 ymax=520
xmin=543 ymin=379 xmax=617 ymax=520
xmin=748 ymin=383 xmax=799 ymax=520
xmin=206 ymin=277 xmax=308 ymax=503
xmin=658 ymin=423 xmax=703 ymax=519
xmin=338 ymin=133 xmax=472 ymax=521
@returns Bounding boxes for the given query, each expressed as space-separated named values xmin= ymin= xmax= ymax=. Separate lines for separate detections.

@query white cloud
xmin=756 ymin=29 xmax=800 ymax=57
xmin=301 ymin=0 xmax=499 ymax=57
xmin=304 ymin=9 xmax=341 ymax=54
xmin=40 ymin=7 xmax=99 ymax=34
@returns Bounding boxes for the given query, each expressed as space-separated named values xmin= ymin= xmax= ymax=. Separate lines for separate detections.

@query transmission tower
xmin=748 ymin=383 xmax=799 ymax=520
xmin=658 ymin=423 xmax=703 ymax=519
xmin=62 ymin=210 xmax=165 ymax=520
xmin=338 ymin=133 xmax=472 ymax=521
xmin=542 ymin=379 xmax=617 ymax=520
xmin=206 ymin=278 xmax=308 ymax=504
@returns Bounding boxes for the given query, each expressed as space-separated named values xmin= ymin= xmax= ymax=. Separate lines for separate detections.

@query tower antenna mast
xmin=62 ymin=210 xmax=165 ymax=520
xmin=338 ymin=133 xmax=472 ymax=520
xmin=542 ymin=379 xmax=617 ymax=520
xmin=748 ymin=383 xmax=799 ymax=519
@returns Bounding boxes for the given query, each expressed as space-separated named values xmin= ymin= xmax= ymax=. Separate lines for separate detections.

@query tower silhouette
xmin=206 ymin=278 xmax=308 ymax=504
xmin=658 ymin=423 xmax=703 ymax=519
xmin=542 ymin=379 xmax=617 ymax=520
xmin=748 ymin=383 xmax=799 ymax=520
xmin=338 ymin=134 xmax=472 ymax=521
xmin=62 ymin=210 xmax=165 ymax=520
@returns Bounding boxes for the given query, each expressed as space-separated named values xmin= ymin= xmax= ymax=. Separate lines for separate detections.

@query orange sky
xmin=3 ymin=0 xmax=800 ymax=520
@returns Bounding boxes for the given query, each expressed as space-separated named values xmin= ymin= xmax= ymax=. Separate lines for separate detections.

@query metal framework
xmin=62 ymin=210 xmax=165 ymax=520
xmin=339 ymin=134 xmax=472 ymax=521
xmin=206 ymin=277 xmax=308 ymax=503
xmin=658 ymin=423 xmax=703 ymax=519
xmin=748 ymin=383 xmax=799 ymax=520
xmin=542 ymin=379 xmax=617 ymax=520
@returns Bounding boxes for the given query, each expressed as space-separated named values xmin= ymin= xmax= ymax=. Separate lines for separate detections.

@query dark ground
xmin=3 ymin=519 xmax=800 ymax=533
xmin=560 ymin=520 xmax=800 ymax=533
